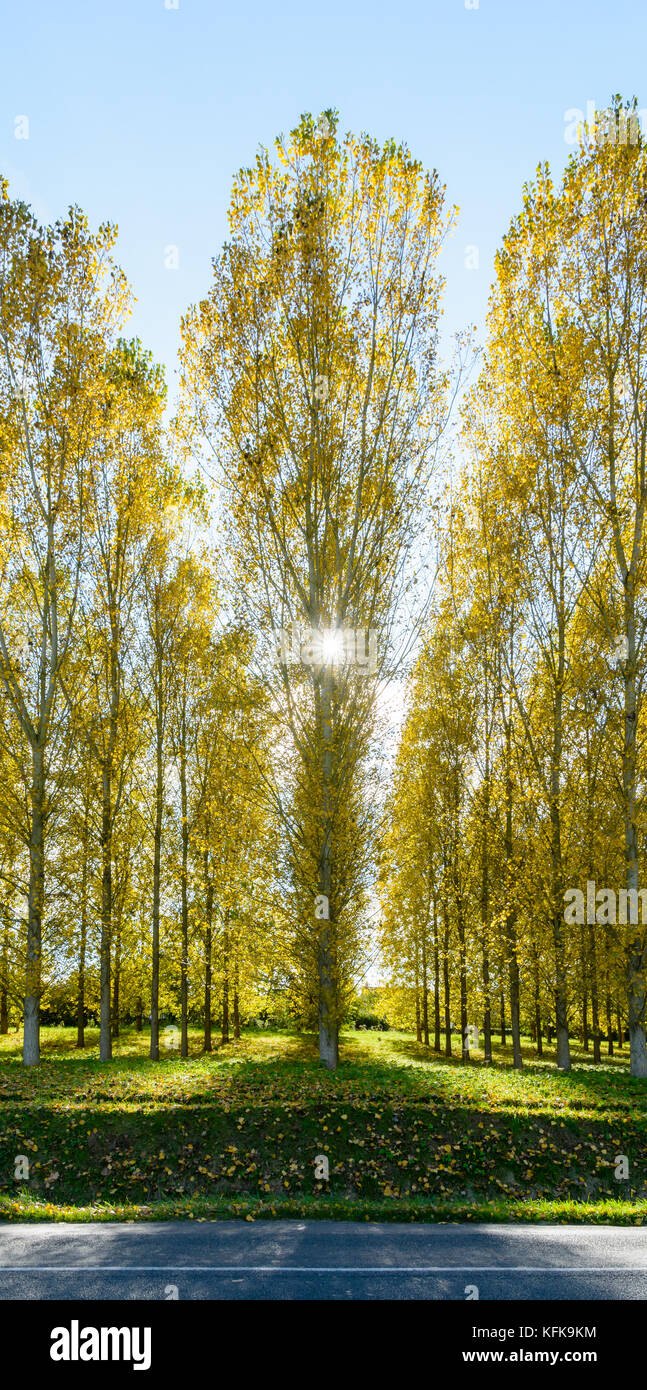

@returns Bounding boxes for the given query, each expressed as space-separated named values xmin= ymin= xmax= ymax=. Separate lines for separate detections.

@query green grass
xmin=0 ymin=1024 xmax=646 ymax=1223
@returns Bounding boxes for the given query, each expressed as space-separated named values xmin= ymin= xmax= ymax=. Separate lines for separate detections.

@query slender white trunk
xmin=624 ymin=591 xmax=647 ymax=1076
xmin=317 ymin=667 xmax=338 ymax=1069
xmin=23 ymin=741 xmax=45 ymax=1066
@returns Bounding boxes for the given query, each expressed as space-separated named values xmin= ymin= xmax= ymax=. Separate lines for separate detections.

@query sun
xmin=320 ymin=628 xmax=344 ymax=664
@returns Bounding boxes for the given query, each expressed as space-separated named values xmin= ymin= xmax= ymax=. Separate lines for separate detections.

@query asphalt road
xmin=0 ymin=1221 xmax=645 ymax=1299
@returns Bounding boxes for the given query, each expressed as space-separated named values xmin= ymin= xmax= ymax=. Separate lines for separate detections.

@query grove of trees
xmin=1 ymin=102 xmax=646 ymax=1075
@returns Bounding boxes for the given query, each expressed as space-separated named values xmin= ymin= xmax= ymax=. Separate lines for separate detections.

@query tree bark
xmin=623 ymin=575 xmax=647 ymax=1074
xmin=317 ymin=667 xmax=338 ymax=1069
xmin=76 ymin=842 xmax=88 ymax=1049
xmin=480 ymin=669 xmax=492 ymax=1064
xmin=532 ymin=945 xmax=543 ymax=1057
xmin=590 ymin=924 xmax=601 ymax=1064
xmin=99 ymin=755 xmax=113 ymax=1061
xmin=503 ymin=722 xmax=522 ymax=1069
xmin=179 ymin=729 xmax=189 ymax=1059
xmin=433 ymin=918 xmax=441 ymax=1052
xmin=204 ymin=867 xmax=213 ymax=1053
xmin=580 ymin=924 xmax=589 ymax=1050
xmin=550 ymin=797 xmax=570 ymax=1071
xmin=24 ymin=741 xmax=46 ymax=1066
xmin=233 ymin=962 xmax=240 ymax=1040
xmin=443 ymin=903 xmax=451 ymax=1057
xmin=111 ymin=908 xmax=121 ymax=1039
xmin=421 ymin=934 xmax=429 ymax=1047
xmin=605 ymin=951 xmax=613 ymax=1055
xmin=0 ymin=905 xmax=9 ymax=1035
xmin=99 ymin=617 xmax=121 ymax=1062
xmin=457 ymin=892 xmax=469 ymax=1062
xmin=221 ymin=917 xmax=230 ymax=1045
xmin=150 ymin=691 xmax=163 ymax=1062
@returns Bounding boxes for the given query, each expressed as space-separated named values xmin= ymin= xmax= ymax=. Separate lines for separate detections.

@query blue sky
xmin=2 ymin=0 xmax=644 ymax=404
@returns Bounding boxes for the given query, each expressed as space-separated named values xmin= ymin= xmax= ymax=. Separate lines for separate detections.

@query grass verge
xmin=0 ymin=1025 xmax=645 ymax=1223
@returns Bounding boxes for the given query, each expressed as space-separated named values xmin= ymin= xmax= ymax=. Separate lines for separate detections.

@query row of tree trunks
xmin=413 ymin=968 xmax=627 ymax=1061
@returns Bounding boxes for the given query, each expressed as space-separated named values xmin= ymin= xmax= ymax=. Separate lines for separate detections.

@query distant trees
xmin=2 ymin=103 xmax=647 ymax=1078
xmin=0 ymin=186 xmax=278 ymax=1064
xmin=381 ymin=100 xmax=647 ymax=1077
xmin=0 ymin=190 xmax=128 ymax=1064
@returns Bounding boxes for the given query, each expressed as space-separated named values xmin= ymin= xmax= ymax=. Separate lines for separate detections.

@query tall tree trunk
xmin=421 ymin=934 xmax=429 ymax=1047
xmin=233 ymin=962 xmax=240 ymax=1040
xmin=150 ymin=707 xmax=163 ymax=1062
xmin=204 ymin=866 xmax=213 ymax=1053
xmin=481 ymin=941 xmax=492 ymax=1064
xmin=451 ymin=780 xmax=470 ymax=1063
xmin=442 ymin=903 xmax=451 ymax=1056
xmin=532 ymin=944 xmax=543 ymax=1057
xmin=0 ymin=904 xmax=9 ymax=1035
xmin=480 ymin=671 xmax=492 ymax=1064
xmin=99 ymin=759 xmax=113 ymax=1061
xmin=550 ymin=798 xmax=570 ymax=1071
xmin=111 ymin=908 xmax=121 ymax=1039
xmin=605 ymin=952 xmax=613 ymax=1055
xmin=99 ymin=630 xmax=120 ymax=1062
xmin=76 ymin=842 xmax=88 ymax=1049
xmin=590 ymin=925 xmax=601 ymax=1064
xmin=135 ymin=995 xmax=143 ymax=1032
xmin=580 ymin=924 xmax=589 ymax=1050
xmin=221 ymin=917 xmax=230 ymax=1045
xmin=24 ymin=740 xmax=45 ymax=1066
xmin=507 ymin=937 xmax=523 ymax=1064
xmin=179 ymin=733 xmax=189 ymax=1059
xmin=503 ymin=724 xmax=522 ymax=1069
xmin=318 ymin=916 xmax=338 ymax=1066
xmin=623 ymin=582 xmax=647 ymax=1075
xmin=317 ymin=669 xmax=338 ymax=1069
xmin=506 ymin=915 xmax=522 ymax=1068
xmin=550 ymin=599 xmax=570 ymax=1071
xmin=457 ymin=893 xmax=469 ymax=1062
xmin=433 ymin=915 xmax=441 ymax=1052
xmin=500 ymin=984 xmax=506 ymax=1046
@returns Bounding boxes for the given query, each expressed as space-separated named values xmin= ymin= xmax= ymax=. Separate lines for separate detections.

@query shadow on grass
xmin=1 ymin=1027 xmax=644 ymax=1121
xmin=1 ymin=1082 xmax=646 ymax=1210
xmin=1 ymin=1026 xmax=647 ymax=1214
xmin=370 ymin=1033 xmax=645 ymax=1112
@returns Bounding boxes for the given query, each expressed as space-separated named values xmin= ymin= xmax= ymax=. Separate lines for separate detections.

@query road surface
xmin=0 ymin=1221 xmax=644 ymax=1299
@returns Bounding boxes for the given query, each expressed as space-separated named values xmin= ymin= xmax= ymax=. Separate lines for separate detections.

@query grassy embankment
xmin=0 ymin=1025 xmax=645 ymax=1222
